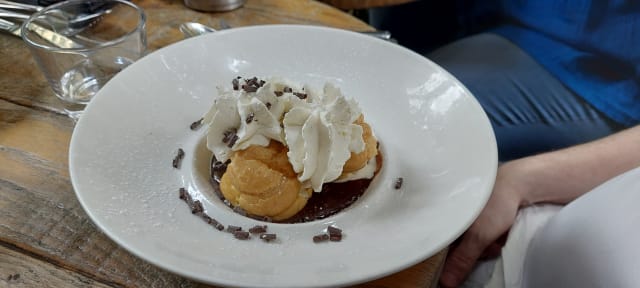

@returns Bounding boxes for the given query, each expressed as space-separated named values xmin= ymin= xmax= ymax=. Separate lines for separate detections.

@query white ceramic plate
xmin=70 ymin=25 xmax=497 ymax=288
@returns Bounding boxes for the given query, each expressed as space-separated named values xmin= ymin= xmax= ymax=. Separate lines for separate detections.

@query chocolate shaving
xmin=243 ymin=84 xmax=257 ymax=93
xmin=227 ymin=225 xmax=242 ymax=233
xmin=260 ymin=233 xmax=277 ymax=242
xmin=313 ymin=234 xmax=329 ymax=243
xmin=265 ymin=102 xmax=272 ymax=109
xmin=327 ymin=225 xmax=342 ymax=241
xmin=294 ymin=92 xmax=308 ymax=99
xmin=179 ymin=188 xmax=227 ymax=232
xmin=179 ymin=188 xmax=195 ymax=210
xmin=249 ymin=225 xmax=267 ymax=234
xmin=394 ymin=177 xmax=403 ymax=189
xmin=212 ymin=161 xmax=229 ymax=174
xmin=232 ymin=78 xmax=240 ymax=90
xmin=242 ymin=77 xmax=261 ymax=93
xmin=222 ymin=128 xmax=239 ymax=148
xmin=283 ymin=87 xmax=292 ymax=93
xmin=274 ymin=91 xmax=284 ymax=97
xmin=191 ymin=200 xmax=204 ymax=214
xmin=245 ymin=112 xmax=255 ymax=124
xmin=179 ymin=188 xmax=204 ymax=214
xmin=201 ymin=214 xmax=224 ymax=230
xmin=233 ymin=230 xmax=250 ymax=240
xmin=190 ymin=118 xmax=204 ymax=130
xmin=327 ymin=225 xmax=342 ymax=236
xmin=229 ymin=135 xmax=238 ymax=147
xmin=179 ymin=187 xmax=189 ymax=201
xmin=172 ymin=148 xmax=185 ymax=169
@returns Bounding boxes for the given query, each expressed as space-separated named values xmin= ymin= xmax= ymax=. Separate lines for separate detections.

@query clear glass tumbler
xmin=22 ymin=0 xmax=146 ymax=120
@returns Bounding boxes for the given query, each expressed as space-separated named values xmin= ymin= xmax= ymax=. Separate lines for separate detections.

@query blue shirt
xmin=491 ymin=0 xmax=640 ymax=126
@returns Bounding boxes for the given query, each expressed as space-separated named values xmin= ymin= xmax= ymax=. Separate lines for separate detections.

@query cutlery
xmin=0 ymin=0 xmax=41 ymax=12
xmin=0 ymin=17 xmax=81 ymax=48
xmin=0 ymin=17 xmax=20 ymax=35
xmin=0 ymin=7 xmax=30 ymax=19
xmin=1 ymin=0 xmax=113 ymax=35
xmin=179 ymin=21 xmax=215 ymax=38
xmin=180 ymin=21 xmax=395 ymax=42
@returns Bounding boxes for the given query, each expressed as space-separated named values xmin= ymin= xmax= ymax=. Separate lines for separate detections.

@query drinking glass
xmin=22 ymin=0 xmax=146 ymax=120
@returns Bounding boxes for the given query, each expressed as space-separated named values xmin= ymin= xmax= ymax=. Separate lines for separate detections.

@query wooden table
xmin=0 ymin=0 xmax=446 ymax=287
xmin=320 ymin=0 xmax=416 ymax=10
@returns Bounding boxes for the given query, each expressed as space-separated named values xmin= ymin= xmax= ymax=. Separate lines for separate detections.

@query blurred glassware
xmin=21 ymin=0 xmax=146 ymax=120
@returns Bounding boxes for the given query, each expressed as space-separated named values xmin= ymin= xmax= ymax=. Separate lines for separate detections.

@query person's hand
xmin=439 ymin=160 xmax=532 ymax=287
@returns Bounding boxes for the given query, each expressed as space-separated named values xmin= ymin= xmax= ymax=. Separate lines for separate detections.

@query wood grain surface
xmin=320 ymin=0 xmax=417 ymax=10
xmin=0 ymin=0 xmax=446 ymax=287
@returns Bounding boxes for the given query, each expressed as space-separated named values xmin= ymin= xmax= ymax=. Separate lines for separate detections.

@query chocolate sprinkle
xmin=241 ymin=77 xmax=261 ymax=93
xmin=190 ymin=118 xmax=204 ymax=130
xmin=394 ymin=177 xmax=404 ymax=189
xmin=232 ymin=78 xmax=240 ymax=90
xmin=327 ymin=225 xmax=342 ymax=236
xmin=229 ymin=135 xmax=239 ymax=147
xmin=178 ymin=188 xmax=228 ymax=232
xmin=191 ymin=200 xmax=204 ymax=214
xmin=233 ymin=230 xmax=250 ymax=240
xmin=274 ymin=91 xmax=284 ymax=97
xmin=245 ymin=112 xmax=255 ymax=124
xmin=227 ymin=225 xmax=242 ymax=233
xmin=212 ymin=161 xmax=228 ymax=173
xmin=179 ymin=188 xmax=195 ymax=210
xmin=172 ymin=148 xmax=185 ymax=169
xmin=260 ymin=233 xmax=277 ymax=242
xmin=313 ymin=234 xmax=329 ymax=243
xmin=243 ymin=84 xmax=257 ymax=93
xmin=265 ymin=102 xmax=272 ymax=109
xmin=283 ymin=87 xmax=292 ymax=93
xmin=179 ymin=187 xmax=189 ymax=200
xmin=294 ymin=92 xmax=308 ymax=99
xmin=249 ymin=225 xmax=267 ymax=234
xmin=222 ymin=128 xmax=239 ymax=148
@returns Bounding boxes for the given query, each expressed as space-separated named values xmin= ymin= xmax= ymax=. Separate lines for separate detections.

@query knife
xmin=0 ymin=17 xmax=82 ymax=48
xmin=0 ymin=17 xmax=20 ymax=36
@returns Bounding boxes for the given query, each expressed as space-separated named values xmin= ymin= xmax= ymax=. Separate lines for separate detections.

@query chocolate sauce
xmin=210 ymin=153 xmax=381 ymax=223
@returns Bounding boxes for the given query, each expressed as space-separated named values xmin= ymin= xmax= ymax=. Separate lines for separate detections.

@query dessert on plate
xmin=203 ymin=77 xmax=380 ymax=222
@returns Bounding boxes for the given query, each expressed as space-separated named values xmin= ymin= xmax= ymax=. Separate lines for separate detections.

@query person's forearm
xmin=512 ymin=125 xmax=640 ymax=205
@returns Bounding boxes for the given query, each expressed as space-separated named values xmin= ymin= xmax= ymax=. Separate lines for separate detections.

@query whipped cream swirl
xmin=203 ymin=77 xmax=367 ymax=192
